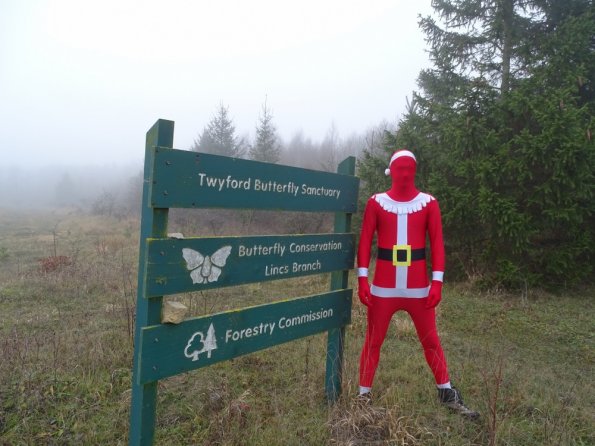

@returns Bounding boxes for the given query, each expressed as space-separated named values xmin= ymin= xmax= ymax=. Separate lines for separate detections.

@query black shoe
xmin=438 ymin=387 xmax=480 ymax=419
xmin=354 ymin=392 xmax=372 ymax=406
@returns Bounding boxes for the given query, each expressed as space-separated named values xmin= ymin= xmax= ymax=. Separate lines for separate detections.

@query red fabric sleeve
xmin=427 ymin=199 xmax=445 ymax=273
xmin=357 ymin=198 xmax=377 ymax=270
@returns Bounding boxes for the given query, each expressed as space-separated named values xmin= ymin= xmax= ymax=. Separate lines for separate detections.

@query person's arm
xmin=357 ymin=198 xmax=377 ymax=307
xmin=426 ymin=199 xmax=445 ymax=308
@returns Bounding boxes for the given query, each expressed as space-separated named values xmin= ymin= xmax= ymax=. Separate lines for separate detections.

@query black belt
xmin=377 ymin=246 xmax=426 ymax=263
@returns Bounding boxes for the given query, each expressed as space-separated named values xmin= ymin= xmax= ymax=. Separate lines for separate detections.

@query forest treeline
xmin=359 ymin=0 xmax=594 ymax=289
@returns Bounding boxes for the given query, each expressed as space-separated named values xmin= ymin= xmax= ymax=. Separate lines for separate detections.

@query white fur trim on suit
xmin=373 ymin=192 xmax=434 ymax=215
xmin=432 ymin=271 xmax=444 ymax=282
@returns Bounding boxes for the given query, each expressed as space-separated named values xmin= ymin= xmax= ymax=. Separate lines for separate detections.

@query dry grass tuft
xmin=328 ymin=399 xmax=433 ymax=445
xmin=38 ymin=255 xmax=72 ymax=273
xmin=203 ymin=388 xmax=252 ymax=444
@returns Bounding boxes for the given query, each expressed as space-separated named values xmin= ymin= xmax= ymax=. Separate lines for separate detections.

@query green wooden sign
xmin=129 ymin=120 xmax=358 ymax=446
xmin=149 ymin=147 xmax=359 ymax=212
xmin=145 ymin=233 xmax=354 ymax=297
xmin=138 ymin=290 xmax=351 ymax=383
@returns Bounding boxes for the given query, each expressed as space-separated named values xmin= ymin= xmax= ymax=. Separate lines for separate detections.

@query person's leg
xmin=405 ymin=299 xmax=450 ymax=387
xmin=405 ymin=299 xmax=480 ymax=418
xmin=359 ymin=297 xmax=399 ymax=393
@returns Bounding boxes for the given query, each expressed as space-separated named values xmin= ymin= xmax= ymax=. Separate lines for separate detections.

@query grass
xmin=0 ymin=208 xmax=593 ymax=445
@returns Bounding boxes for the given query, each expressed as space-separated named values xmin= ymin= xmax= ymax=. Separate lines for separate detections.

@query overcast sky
xmin=1 ymin=0 xmax=434 ymax=168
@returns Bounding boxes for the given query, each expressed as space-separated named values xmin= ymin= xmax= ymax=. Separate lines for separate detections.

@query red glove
xmin=425 ymin=280 xmax=443 ymax=309
xmin=357 ymin=276 xmax=372 ymax=307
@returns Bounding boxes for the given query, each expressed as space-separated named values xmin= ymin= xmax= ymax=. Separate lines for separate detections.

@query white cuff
xmin=432 ymin=271 xmax=444 ymax=282
xmin=357 ymin=267 xmax=369 ymax=277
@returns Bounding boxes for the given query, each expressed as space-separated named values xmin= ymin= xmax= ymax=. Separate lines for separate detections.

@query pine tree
xmin=249 ymin=99 xmax=281 ymax=163
xmin=418 ymin=0 xmax=549 ymax=97
xmin=192 ymin=104 xmax=247 ymax=158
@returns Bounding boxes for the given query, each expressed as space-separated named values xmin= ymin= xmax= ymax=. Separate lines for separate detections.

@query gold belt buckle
xmin=393 ymin=245 xmax=411 ymax=266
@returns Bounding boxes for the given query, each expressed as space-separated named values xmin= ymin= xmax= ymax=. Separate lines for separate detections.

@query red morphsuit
xmin=357 ymin=150 xmax=450 ymax=392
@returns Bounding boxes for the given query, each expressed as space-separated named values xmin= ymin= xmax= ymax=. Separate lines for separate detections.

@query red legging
xmin=359 ymin=296 xmax=450 ymax=387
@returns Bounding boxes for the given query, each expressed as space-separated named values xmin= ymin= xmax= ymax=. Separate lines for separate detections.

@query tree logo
xmin=182 ymin=246 xmax=232 ymax=284
xmin=184 ymin=323 xmax=218 ymax=361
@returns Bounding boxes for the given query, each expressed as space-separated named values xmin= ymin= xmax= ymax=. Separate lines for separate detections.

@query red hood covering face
xmin=388 ymin=156 xmax=418 ymax=201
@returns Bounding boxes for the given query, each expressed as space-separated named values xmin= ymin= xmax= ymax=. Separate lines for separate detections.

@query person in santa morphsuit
xmin=357 ymin=149 xmax=478 ymax=418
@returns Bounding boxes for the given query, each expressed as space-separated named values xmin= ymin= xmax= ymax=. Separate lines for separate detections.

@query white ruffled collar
xmin=373 ymin=192 xmax=434 ymax=215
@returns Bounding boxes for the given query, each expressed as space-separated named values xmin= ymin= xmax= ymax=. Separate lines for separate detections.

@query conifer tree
xmin=249 ymin=99 xmax=281 ymax=163
xmin=192 ymin=104 xmax=247 ymax=158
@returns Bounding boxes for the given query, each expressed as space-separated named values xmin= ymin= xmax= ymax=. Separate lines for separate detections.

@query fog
xmin=0 ymin=120 xmax=394 ymax=214
xmin=1 ymin=0 xmax=433 ymax=211
xmin=0 ymin=162 xmax=141 ymax=211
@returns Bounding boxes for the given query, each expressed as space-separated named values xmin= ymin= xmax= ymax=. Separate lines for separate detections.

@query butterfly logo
xmin=182 ymin=246 xmax=232 ymax=284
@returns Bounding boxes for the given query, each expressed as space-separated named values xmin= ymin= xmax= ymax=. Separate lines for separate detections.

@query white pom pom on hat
xmin=385 ymin=150 xmax=417 ymax=175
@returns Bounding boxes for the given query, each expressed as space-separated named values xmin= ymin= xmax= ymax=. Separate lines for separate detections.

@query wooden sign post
xmin=129 ymin=119 xmax=359 ymax=445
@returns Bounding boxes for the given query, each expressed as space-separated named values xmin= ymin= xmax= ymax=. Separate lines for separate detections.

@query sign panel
xmin=145 ymin=233 xmax=355 ymax=297
xmin=150 ymin=148 xmax=359 ymax=212
xmin=130 ymin=120 xmax=357 ymax=445
xmin=138 ymin=290 xmax=352 ymax=383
